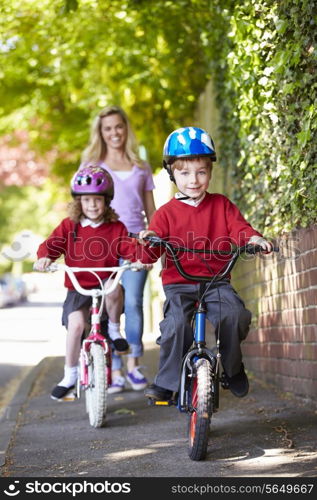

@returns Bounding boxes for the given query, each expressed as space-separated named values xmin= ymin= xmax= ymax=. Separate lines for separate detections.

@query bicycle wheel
xmin=85 ymin=343 xmax=108 ymax=428
xmin=188 ymin=358 xmax=213 ymax=461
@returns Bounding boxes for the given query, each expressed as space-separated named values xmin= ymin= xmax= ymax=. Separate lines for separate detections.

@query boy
xmin=35 ymin=166 xmax=138 ymax=400
xmin=138 ymin=127 xmax=272 ymax=401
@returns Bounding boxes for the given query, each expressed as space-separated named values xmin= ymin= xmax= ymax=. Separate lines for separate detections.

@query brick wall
xmin=232 ymin=225 xmax=317 ymax=401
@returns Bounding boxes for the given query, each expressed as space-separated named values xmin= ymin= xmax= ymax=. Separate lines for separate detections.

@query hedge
xmin=205 ymin=0 xmax=317 ymax=235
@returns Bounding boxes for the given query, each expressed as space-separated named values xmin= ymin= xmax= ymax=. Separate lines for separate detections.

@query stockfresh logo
xmin=4 ymin=481 xmax=20 ymax=496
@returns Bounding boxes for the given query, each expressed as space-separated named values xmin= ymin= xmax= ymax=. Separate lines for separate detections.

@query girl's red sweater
xmin=37 ymin=218 xmax=136 ymax=290
xmin=138 ymin=193 xmax=263 ymax=286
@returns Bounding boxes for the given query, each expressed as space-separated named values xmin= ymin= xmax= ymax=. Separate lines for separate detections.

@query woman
xmin=81 ymin=105 xmax=156 ymax=393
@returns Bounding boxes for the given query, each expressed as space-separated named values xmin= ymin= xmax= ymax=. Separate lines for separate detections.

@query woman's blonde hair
xmin=68 ymin=197 xmax=119 ymax=224
xmin=81 ymin=105 xmax=144 ymax=168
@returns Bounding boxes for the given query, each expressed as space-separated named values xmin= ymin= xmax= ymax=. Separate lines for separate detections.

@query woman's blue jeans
xmin=112 ymin=264 xmax=148 ymax=371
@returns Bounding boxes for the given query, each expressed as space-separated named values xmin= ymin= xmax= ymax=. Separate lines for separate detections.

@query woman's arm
xmin=143 ymin=190 xmax=156 ymax=224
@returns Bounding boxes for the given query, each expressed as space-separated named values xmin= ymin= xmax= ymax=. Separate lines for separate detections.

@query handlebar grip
xmin=246 ymin=244 xmax=279 ymax=254
xmin=245 ymin=244 xmax=263 ymax=254
xmin=33 ymin=263 xmax=58 ymax=272
xmin=128 ymin=231 xmax=164 ymax=247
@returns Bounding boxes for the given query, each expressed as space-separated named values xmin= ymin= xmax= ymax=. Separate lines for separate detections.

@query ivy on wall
xmin=206 ymin=0 xmax=317 ymax=235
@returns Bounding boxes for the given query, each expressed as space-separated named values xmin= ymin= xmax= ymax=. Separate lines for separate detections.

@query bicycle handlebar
xmin=33 ymin=261 xmax=144 ymax=297
xmin=128 ymin=232 xmax=279 ymax=283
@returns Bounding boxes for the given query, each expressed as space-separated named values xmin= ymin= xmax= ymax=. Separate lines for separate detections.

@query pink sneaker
xmin=126 ymin=367 xmax=148 ymax=391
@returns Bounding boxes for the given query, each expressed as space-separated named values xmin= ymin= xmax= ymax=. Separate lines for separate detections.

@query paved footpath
xmin=1 ymin=339 xmax=316 ymax=480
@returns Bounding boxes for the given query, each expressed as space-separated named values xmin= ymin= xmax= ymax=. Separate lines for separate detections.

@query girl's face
xmin=81 ymin=195 xmax=106 ymax=222
xmin=100 ymin=113 xmax=127 ymax=151
xmin=173 ymin=159 xmax=212 ymax=200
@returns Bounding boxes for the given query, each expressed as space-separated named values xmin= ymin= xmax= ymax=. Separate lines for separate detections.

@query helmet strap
xmin=177 ymin=190 xmax=206 ymax=202
xmin=163 ymin=160 xmax=176 ymax=183
xmin=177 ymin=192 xmax=191 ymax=200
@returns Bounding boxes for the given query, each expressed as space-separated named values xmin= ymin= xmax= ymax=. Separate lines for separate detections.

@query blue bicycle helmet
xmin=162 ymin=127 xmax=216 ymax=182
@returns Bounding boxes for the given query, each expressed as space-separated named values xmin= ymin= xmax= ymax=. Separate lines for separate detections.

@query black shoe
xmin=112 ymin=338 xmax=129 ymax=354
xmin=144 ymin=383 xmax=173 ymax=401
xmin=227 ymin=364 xmax=249 ymax=398
xmin=51 ymin=385 xmax=75 ymax=401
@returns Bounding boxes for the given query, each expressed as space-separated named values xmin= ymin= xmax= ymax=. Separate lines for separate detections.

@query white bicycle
xmin=38 ymin=261 xmax=144 ymax=428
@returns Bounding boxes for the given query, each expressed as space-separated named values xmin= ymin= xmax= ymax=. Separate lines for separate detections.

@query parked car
xmin=0 ymin=278 xmax=10 ymax=307
xmin=0 ymin=273 xmax=28 ymax=307
xmin=13 ymin=276 xmax=28 ymax=302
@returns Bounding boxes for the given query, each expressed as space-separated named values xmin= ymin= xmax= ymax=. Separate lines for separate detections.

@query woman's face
xmin=100 ymin=113 xmax=127 ymax=152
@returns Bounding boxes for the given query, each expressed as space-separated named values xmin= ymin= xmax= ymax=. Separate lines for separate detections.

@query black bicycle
xmin=129 ymin=232 xmax=278 ymax=461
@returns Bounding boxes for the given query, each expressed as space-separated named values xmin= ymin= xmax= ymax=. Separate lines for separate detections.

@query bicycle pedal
xmin=60 ymin=390 xmax=77 ymax=402
xmin=147 ymin=398 xmax=175 ymax=407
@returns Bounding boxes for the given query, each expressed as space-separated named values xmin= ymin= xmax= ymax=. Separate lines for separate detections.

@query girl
xmin=35 ymin=166 xmax=137 ymax=400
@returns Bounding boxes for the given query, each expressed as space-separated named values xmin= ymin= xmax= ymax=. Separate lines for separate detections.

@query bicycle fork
xmin=178 ymin=299 xmax=219 ymax=413
xmin=78 ymin=296 xmax=110 ymax=393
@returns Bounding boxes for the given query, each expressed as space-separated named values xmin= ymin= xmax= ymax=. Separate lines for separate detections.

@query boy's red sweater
xmin=37 ymin=218 xmax=136 ymax=290
xmin=138 ymin=193 xmax=263 ymax=286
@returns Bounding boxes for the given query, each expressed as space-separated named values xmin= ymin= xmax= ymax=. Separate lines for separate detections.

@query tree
xmin=0 ymin=0 xmax=213 ymax=174
xmin=0 ymin=0 xmax=316 ymax=247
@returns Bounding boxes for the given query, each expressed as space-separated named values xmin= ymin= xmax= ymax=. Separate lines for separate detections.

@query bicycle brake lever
xmin=146 ymin=236 xmax=165 ymax=247
xmin=128 ymin=231 xmax=163 ymax=247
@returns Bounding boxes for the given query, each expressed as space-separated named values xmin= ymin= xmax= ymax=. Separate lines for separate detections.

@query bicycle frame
xmin=79 ymin=292 xmax=110 ymax=388
xmin=178 ymin=286 xmax=219 ymax=413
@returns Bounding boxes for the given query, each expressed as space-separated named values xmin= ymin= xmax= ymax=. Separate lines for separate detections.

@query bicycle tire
xmin=85 ymin=343 xmax=108 ymax=428
xmin=188 ymin=358 xmax=213 ymax=461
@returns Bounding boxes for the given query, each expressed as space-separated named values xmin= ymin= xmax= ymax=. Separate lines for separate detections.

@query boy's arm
xmin=116 ymin=225 xmax=156 ymax=267
xmin=225 ymin=198 xmax=272 ymax=250
xmin=130 ymin=230 xmax=165 ymax=265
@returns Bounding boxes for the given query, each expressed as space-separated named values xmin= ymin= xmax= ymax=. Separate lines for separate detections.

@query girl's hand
xmin=34 ymin=257 xmax=52 ymax=271
xmin=138 ymin=230 xmax=157 ymax=245
xmin=248 ymin=236 xmax=273 ymax=253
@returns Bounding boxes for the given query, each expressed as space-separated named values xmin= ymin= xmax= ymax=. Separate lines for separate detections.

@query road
xmin=0 ymin=272 xmax=65 ymax=412
xmin=0 ymin=273 xmax=316 ymax=480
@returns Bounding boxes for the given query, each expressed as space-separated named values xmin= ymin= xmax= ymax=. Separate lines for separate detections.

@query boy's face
xmin=173 ymin=159 xmax=212 ymax=200
xmin=81 ymin=195 xmax=106 ymax=222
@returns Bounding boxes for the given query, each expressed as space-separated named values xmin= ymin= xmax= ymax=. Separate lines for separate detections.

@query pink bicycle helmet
xmin=71 ymin=166 xmax=114 ymax=200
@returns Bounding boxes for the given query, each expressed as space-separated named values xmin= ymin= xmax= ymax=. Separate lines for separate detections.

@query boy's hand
xmin=34 ymin=257 xmax=52 ymax=271
xmin=248 ymin=236 xmax=273 ymax=253
xmin=138 ymin=230 xmax=158 ymax=246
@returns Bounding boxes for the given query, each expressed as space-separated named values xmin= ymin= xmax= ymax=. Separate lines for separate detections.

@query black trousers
xmin=155 ymin=282 xmax=252 ymax=392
